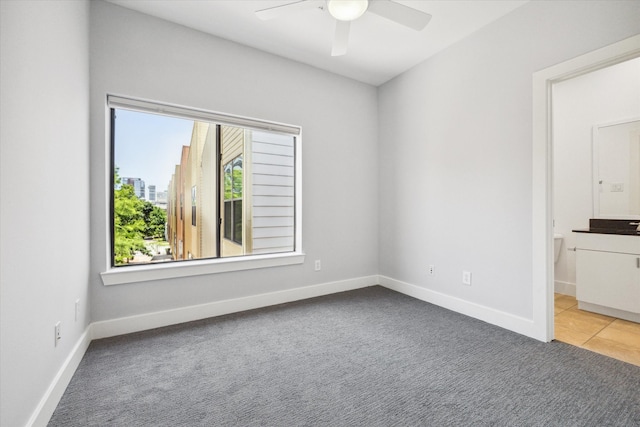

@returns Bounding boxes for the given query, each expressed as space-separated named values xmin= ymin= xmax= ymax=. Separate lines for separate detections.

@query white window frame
xmin=100 ymin=95 xmax=304 ymax=286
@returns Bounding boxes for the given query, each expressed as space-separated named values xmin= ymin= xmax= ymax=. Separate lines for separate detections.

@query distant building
xmin=155 ymin=190 xmax=168 ymax=210
xmin=148 ymin=185 xmax=156 ymax=202
xmin=156 ymin=191 xmax=167 ymax=204
xmin=121 ymin=177 xmax=145 ymax=200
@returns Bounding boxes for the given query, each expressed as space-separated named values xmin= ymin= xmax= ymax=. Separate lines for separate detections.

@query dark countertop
xmin=573 ymin=218 xmax=640 ymax=236
xmin=573 ymin=228 xmax=640 ymax=235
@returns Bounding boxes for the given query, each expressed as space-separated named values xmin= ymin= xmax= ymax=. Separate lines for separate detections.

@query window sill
xmin=100 ymin=252 xmax=305 ymax=286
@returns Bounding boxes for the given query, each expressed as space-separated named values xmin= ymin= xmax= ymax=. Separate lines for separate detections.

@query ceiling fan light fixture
xmin=327 ymin=0 xmax=368 ymax=22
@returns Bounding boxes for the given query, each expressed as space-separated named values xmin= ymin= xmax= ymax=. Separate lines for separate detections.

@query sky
xmin=114 ymin=109 xmax=195 ymax=194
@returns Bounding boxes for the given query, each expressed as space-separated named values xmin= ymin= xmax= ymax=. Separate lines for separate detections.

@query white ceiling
xmin=105 ymin=0 xmax=529 ymax=86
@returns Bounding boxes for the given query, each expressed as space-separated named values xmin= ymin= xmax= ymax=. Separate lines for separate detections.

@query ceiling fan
xmin=255 ymin=0 xmax=432 ymax=56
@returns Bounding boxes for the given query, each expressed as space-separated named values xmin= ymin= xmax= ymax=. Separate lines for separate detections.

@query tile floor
xmin=554 ymin=293 xmax=640 ymax=367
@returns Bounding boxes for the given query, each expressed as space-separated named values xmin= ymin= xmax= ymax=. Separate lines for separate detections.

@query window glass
xmin=224 ymin=163 xmax=232 ymax=201
xmin=233 ymin=200 xmax=243 ymax=245
xmin=223 ymin=154 xmax=243 ymax=247
xmin=232 ymin=156 xmax=243 ymax=198
xmin=223 ymin=201 xmax=232 ymax=240
xmin=191 ymin=186 xmax=197 ymax=227
xmin=111 ymin=105 xmax=297 ymax=267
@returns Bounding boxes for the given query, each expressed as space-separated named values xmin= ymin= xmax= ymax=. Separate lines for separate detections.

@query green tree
xmin=114 ymin=181 xmax=147 ymax=264
xmin=113 ymin=167 xmax=168 ymax=264
xmin=141 ymin=200 xmax=167 ymax=238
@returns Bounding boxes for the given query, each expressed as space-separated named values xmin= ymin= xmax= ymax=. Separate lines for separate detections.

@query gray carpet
xmin=48 ymin=286 xmax=640 ymax=426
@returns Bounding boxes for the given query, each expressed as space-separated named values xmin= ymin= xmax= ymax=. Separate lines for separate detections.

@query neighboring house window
xmin=223 ymin=155 xmax=243 ymax=245
xmin=109 ymin=95 xmax=299 ymax=268
xmin=191 ymin=186 xmax=197 ymax=227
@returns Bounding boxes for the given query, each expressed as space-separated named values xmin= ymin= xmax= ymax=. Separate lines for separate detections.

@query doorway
xmin=552 ymin=61 xmax=640 ymax=365
xmin=531 ymin=34 xmax=640 ymax=346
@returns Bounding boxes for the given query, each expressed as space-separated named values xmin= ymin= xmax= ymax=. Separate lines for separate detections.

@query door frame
xmin=532 ymin=34 xmax=640 ymax=342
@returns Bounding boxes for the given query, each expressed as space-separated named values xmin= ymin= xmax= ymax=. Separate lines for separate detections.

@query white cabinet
xmin=575 ymin=233 xmax=640 ymax=321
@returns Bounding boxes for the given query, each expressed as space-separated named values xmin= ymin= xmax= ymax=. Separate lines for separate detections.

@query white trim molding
xmin=554 ymin=280 xmax=576 ymax=297
xmin=532 ymin=34 xmax=640 ymax=343
xmin=29 ymin=270 xmax=591 ymax=426
xmin=27 ymin=328 xmax=92 ymax=427
xmin=30 ymin=276 xmax=379 ymax=426
xmin=101 ymin=252 xmax=306 ymax=286
xmin=379 ymin=276 xmax=540 ymax=341
xmin=92 ymin=275 xmax=378 ymax=339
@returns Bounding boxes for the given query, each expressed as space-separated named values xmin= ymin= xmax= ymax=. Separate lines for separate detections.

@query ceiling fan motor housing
xmin=327 ymin=0 xmax=369 ymax=21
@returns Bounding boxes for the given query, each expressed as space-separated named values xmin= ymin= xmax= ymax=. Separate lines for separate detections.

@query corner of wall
xmin=26 ymin=327 xmax=92 ymax=427
xmin=379 ymin=276 xmax=544 ymax=341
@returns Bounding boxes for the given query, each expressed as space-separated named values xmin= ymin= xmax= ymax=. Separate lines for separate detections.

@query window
xmin=191 ymin=186 xmax=197 ymax=227
xmin=108 ymin=96 xmax=300 ymax=270
xmin=223 ymin=155 xmax=243 ymax=245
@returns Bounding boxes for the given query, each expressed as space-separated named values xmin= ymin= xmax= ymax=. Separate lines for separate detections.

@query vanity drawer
xmin=575 ymin=233 xmax=640 ymax=254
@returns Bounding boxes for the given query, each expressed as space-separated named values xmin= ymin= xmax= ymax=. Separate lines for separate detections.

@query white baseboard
xmin=32 ymin=276 xmax=378 ymax=426
xmin=27 ymin=327 xmax=92 ymax=427
xmin=379 ymin=276 xmax=541 ymax=341
xmin=92 ymin=275 xmax=378 ymax=339
xmin=32 ymin=274 xmax=545 ymax=426
xmin=554 ymin=280 xmax=575 ymax=297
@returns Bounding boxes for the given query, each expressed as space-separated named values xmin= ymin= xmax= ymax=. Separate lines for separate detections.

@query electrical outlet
xmin=314 ymin=260 xmax=321 ymax=271
xmin=75 ymin=299 xmax=80 ymax=322
xmin=54 ymin=321 xmax=61 ymax=347
xmin=428 ymin=265 xmax=435 ymax=276
xmin=462 ymin=271 xmax=472 ymax=286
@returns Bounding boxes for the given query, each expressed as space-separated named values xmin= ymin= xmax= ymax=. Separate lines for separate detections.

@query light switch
xmin=610 ymin=183 xmax=624 ymax=192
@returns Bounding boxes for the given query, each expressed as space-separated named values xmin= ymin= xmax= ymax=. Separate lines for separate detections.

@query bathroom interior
xmin=552 ymin=56 xmax=640 ymax=366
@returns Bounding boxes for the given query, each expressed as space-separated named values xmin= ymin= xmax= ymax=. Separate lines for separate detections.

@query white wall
xmin=2 ymin=1 xmax=638 ymax=424
xmin=89 ymin=1 xmax=379 ymax=322
xmin=0 ymin=2 xmax=90 ymax=426
xmin=553 ymin=58 xmax=640 ymax=291
xmin=378 ymin=1 xmax=640 ymax=325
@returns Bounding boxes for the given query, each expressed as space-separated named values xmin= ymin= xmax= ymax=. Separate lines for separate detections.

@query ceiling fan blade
xmin=367 ymin=0 xmax=432 ymax=31
xmin=255 ymin=0 xmax=321 ymax=21
xmin=331 ymin=20 xmax=350 ymax=57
